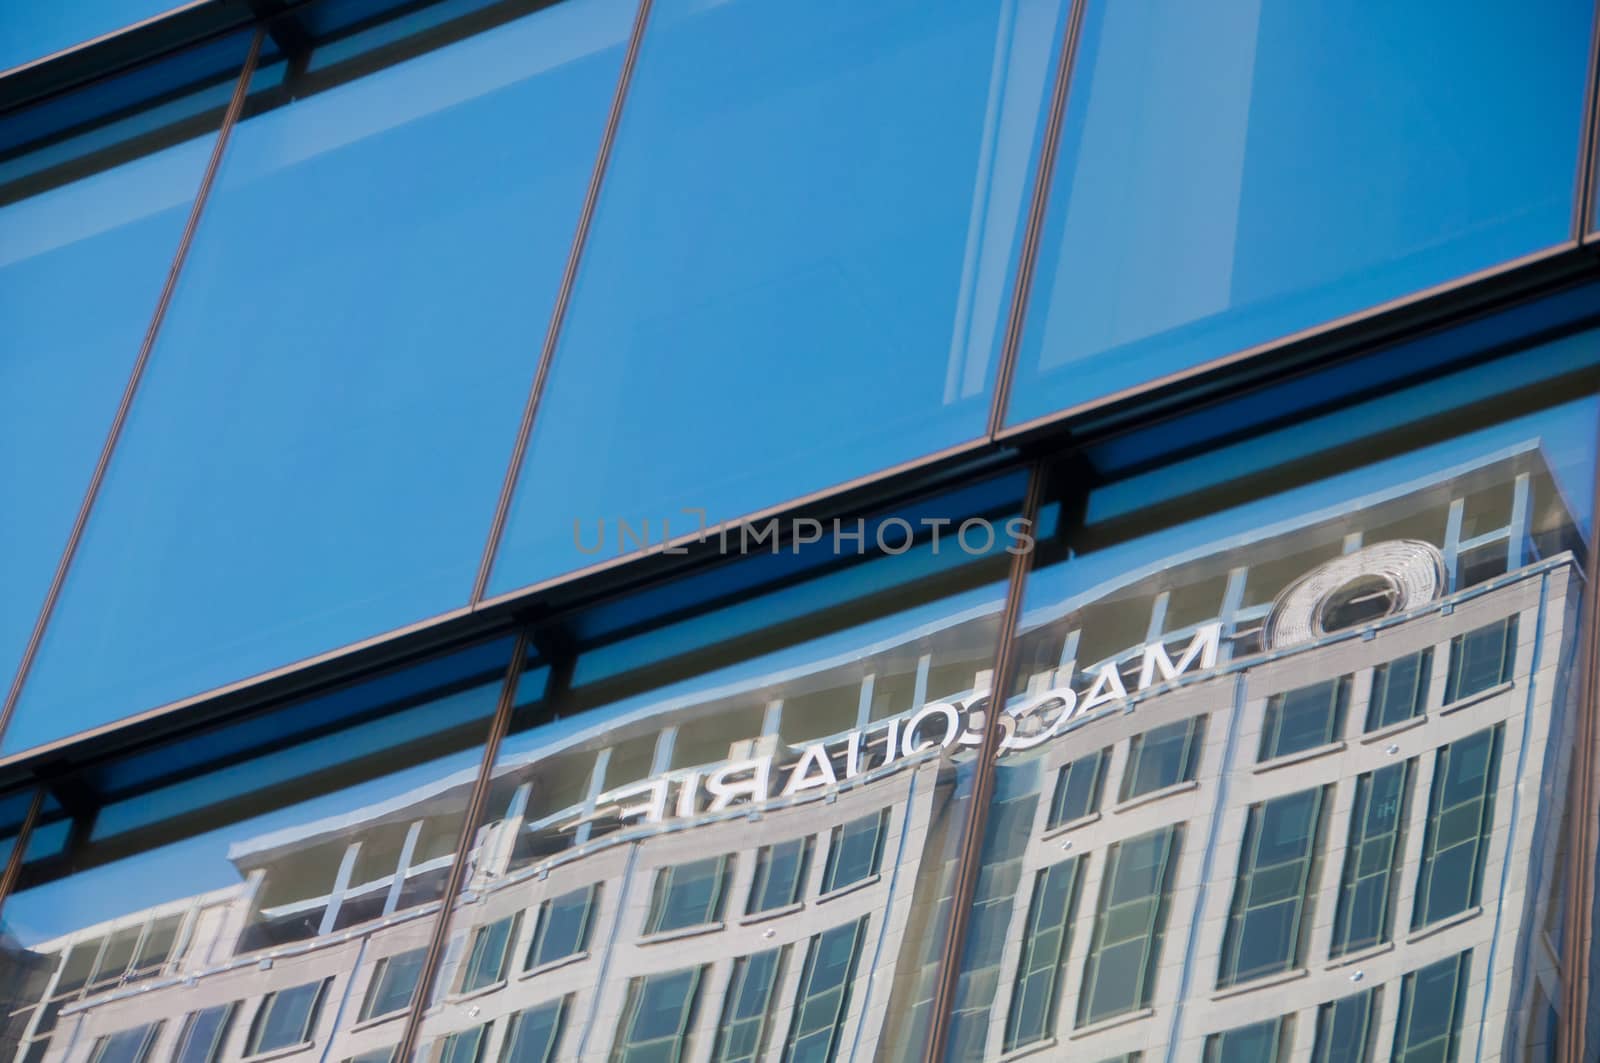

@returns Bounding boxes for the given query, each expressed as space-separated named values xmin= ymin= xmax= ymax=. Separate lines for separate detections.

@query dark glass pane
xmin=1205 ymin=1017 xmax=1285 ymax=1063
xmin=5 ymin=0 xmax=632 ymax=752
xmin=712 ymin=947 xmax=784 ymax=1063
xmin=1008 ymin=0 xmax=1590 ymax=422
xmin=487 ymin=0 xmax=1073 ymax=593
xmin=248 ymin=980 xmax=328 ymax=1054
xmin=1047 ymin=749 xmax=1105 ymax=827
xmin=1443 ymin=618 xmax=1518 ymax=705
xmin=1313 ymin=989 xmax=1378 ymax=1063
xmin=502 ymin=999 xmax=564 ymax=1063
xmin=747 ymin=839 xmax=809 ymax=915
xmin=360 ymin=948 xmax=426 ymax=1020
xmin=527 ymin=887 xmax=595 ymax=969
xmin=1394 ymin=953 xmax=1470 ymax=1063
xmin=1331 ymin=764 xmax=1409 ymax=957
xmin=0 ymin=36 xmax=242 ymax=739
xmin=647 ymin=857 xmax=726 ymax=934
xmin=1259 ymin=677 xmax=1347 ymax=760
xmin=1122 ymin=718 xmax=1202 ymax=799
xmin=822 ymin=813 xmax=884 ymax=893
xmin=173 ymin=1005 xmax=234 ymax=1063
xmin=1366 ymin=650 xmax=1431 ymax=731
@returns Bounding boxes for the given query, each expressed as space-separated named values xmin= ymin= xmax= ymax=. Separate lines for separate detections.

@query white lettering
xmin=1081 ymin=662 xmax=1129 ymax=712
xmin=705 ymin=757 xmax=772 ymax=812
xmin=1138 ymin=622 xmax=1221 ymax=690
xmin=902 ymin=702 xmax=962 ymax=757
xmin=780 ymin=743 xmax=838 ymax=797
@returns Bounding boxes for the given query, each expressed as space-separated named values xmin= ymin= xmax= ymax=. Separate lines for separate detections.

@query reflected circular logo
xmin=1264 ymin=539 xmax=1445 ymax=649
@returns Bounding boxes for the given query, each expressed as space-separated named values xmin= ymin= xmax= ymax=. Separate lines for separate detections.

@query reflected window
xmin=175 ymin=1004 xmax=236 ymax=1063
xmin=345 ymin=1049 xmax=396 ymax=1063
xmin=747 ymin=838 xmax=812 ymax=915
xmin=784 ymin=919 xmax=867 ymax=1063
xmin=460 ymin=913 xmax=521 ymax=993
xmin=1312 ymin=988 xmax=1380 ymax=1063
xmin=611 ymin=966 xmax=705 ymax=1063
xmin=1004 ymin=859 xmax=1080 ymax=1051
xmin=87 ymin=1023 xmax=162 ymax=1063
xmin=1047 ymin=749 xmax=1108 ymax=828
xmin=1204 ymin=1016 xmax=1290 ymax=1063
xmin=501 ymin=999 xmax=566 ymax=1063
xmin=1366 ymin=650 xmax=1431 ymax=732
xmin=1259 ymin=677 xmax=1348 ymax=761
xmin=1078 ymin=826 xmax=1181 ymax=1026
xmin=526 ymin=886 xmax=597 ymax=970
xmin=1393 ymin=952 xmax=1471 ymax=1062
xmin=1331 ymin=763 xmax=1411 ymax=958
xmin=361 ymin=947 xmax=427 ymax=1021
xmin=1120 ymin=717 xmax=1204 ymax=801
xmin=713 ymin=946 xmax=787 ymax=1063
xmin=1413 ymin=727 xmax=1501 ymax=928
xmin=1219 ymin=788 xmax=1325 ymax=988
xmin=822 ymin=812 xmax=887 ymax=893
xmin=1444 ymin=618 xmax=1518 ymax=704
xmin=646 ymin=857 xmax=729 ymax=935
xmin=246 ymin=979 xmax=331 ymax=1056
xmin=437 ymin=1024 xmax=488 ymax=1063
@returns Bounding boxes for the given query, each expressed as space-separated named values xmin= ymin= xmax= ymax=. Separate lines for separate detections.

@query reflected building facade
xmin=3 ymin=444 xmax=1584 ymax=1063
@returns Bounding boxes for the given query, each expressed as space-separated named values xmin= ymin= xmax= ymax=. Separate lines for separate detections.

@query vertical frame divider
xmin=470 ymin=0 xmax=657 ymax=605
xmin=984 ymin=0 xmax=1087 ymax=438
xmin=1559 ymin=405 xmax=1600 ymax=1063
xmin=0 ymin=787 xmax=46 ymax=918
xmin=1571 ymin=0 xmax=1600 ymax=241
xmin=0 ymin=26 xmax=267 ymax=749
xmin=394 ymin=630 xmax=541 ymax=1063
xmin=923 ymin=461 xmax=1048 ymax=1063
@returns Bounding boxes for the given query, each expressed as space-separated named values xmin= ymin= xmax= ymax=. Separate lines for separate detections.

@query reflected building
xmin=2 ymin=444 xmax=1586 ymax=1063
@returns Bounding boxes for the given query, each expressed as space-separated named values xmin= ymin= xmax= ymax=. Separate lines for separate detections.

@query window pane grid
xmin=1003 ymin=858 xmax=1080 ymax=1051
xmin=1331 ymin=763 xmax=1411 ymax=957
xmin=1078 ymin=826 xmax=1181 ymax=1027
xmin=713 ymin=946 xmax=787 ymax=1063
xmin=1413 ymin=727 xmax=1501 ymax=929
xmin=1218 ymin=788 xmax=1325 ymax=988
xmin=1365 ymin=649 xmax=1432 ymax=732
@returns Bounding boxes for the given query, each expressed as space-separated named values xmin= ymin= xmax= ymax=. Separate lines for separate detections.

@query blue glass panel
xmin=0 ymin=40 xmax=241 ymax=731
xmin=0 ymin=0 xmax=179 ymax=72
xmin=1007 ymin=0 xmax=1591 ymax=424
xmin=5 ymin=0 xmax=634 ymax=753
xmin=487 ymin=0 xmax=1071 ymax=594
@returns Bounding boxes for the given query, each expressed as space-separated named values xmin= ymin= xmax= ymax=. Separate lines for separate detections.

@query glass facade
xmin=6 ymin=0 xmax=1600 ymax=1061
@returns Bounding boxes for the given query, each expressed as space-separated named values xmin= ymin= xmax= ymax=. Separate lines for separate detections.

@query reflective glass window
xmin=712 ymin=946 xmax=786 ymax=1063
xmin=1219 ymin=787 xmax=1325 ymax=987
xmin=1046 ymin=748 xmax=1106 ymax=827
xmin=460 ymin=913 xmax=520 ymax=992
xmin=360 ymin=948 xmax=426 ymax=1021
xmin=646 ymin=856 xmax=728 ymax=935
xmin=1258 ymin=676 xmax=1348 ymax=761
xmin=1120 ymin=718 xmax=1203 ymax=800
xmin=7 ymin=0 xmax=633 ymax=753
xmin=87 ymin=1021 xmax=162 ymax=1063
xmin=611 ymin=967 xmax=704 ymax=1063
xmin=1003 ymin=858 xmax=1079 ymax=1051
xmin=1393 ymin=952 xmax=1471 ymax=1063
xmin=0 ymin=34 xmax=243 ymax=733
xmin=435 ymin=1023 xmax=488 ymax=1063
xmin=0 ymin=639 xmax=516 ymax=1063
xmin=500 ymin=998 xmax=565 ymax=1063
xmin=1007 ymin=0 xmax=1592 ymax=423
xmin=821 ymin=812 xmax=886 ymax=894
xmin=526 ymin=887 xmax=596 ymax=970
xmin=345 ymin=1048 xmax=396 ymax=1063
xmin=1366 ymin=650 xmax=1431 ymax=732
xmin=1443 ymin=618 xmax=1518 ymax=704
xmin=1330 ymin=763 xmax=1411 ymax=957
xmin=1203 ymin=1016 xmax=1289 ymax=1063
xmin=747 ymin=839 xmax=811 ymax=915
xmin=784 ymin=918 xmax=867 ymax=1063
xmin=1312 ymin=988 xmax=1379 ymax=1063
xmin=1078 ymin=826 xmax=1181 ymax=1027
xmin=173 ymin=1004 xmax=236 ymax=1063
xmin=247 ymin=979 xmax=330 ymax=1055
xmin=487 ymin=0 xmax=1074 ymax=593
xmin=1412 ymin=727 xmax=1501 ymax=928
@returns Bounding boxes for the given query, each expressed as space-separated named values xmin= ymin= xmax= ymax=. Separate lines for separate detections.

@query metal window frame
xmin=1411 ymin=726 xmax=1504 ymax=931
xmin=1217 ymin=786 xmax=1327 ymax=989
xmin=711 ymin=944 xmax=787 ymax=1063
xmin=1329 ymin=760 xmax=1413 ymax=959
xmin=1002 ymin=856 xmax=1080 ymax=1052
